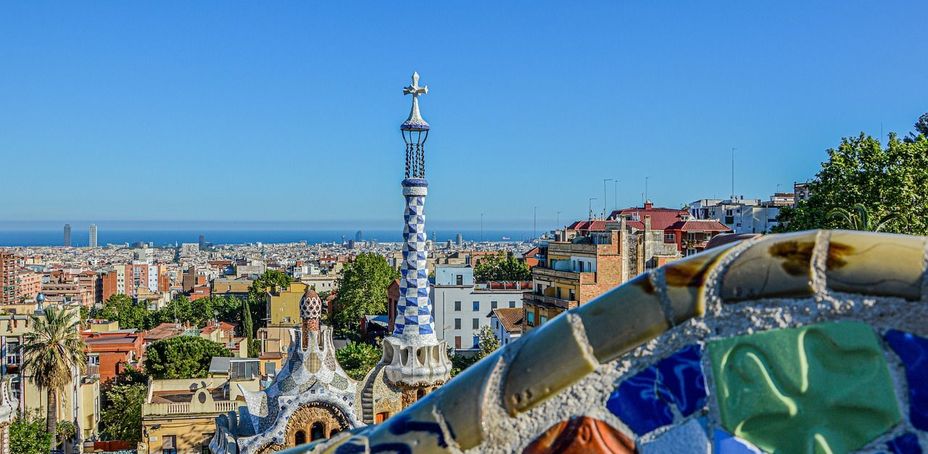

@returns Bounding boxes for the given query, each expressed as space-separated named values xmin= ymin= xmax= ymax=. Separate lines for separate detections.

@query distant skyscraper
xmin=355 ymin=230 xmax=363 ymax=242
xmin=198 ymin=234 xmax=205 ymax=250
xmin=63 ymin=224 xmax=72 ymax=247
xmin=456 ymin=232 xmax=463 ymax=247
xmin=88 ymin=224 xmax=98 ymax=248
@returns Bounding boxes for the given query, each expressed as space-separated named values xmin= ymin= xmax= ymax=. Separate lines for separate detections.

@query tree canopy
xmin=100 ymin=383 xmax=146 ymax=442
xmin=775 ymin=131 xmax=928 ymax=235
xmin=143 ymin=336 xmax=230 ymax=379
xmin=335 ymin=342 xmax=382 ymax=380
xmin=332 ymin=253 xmax=399 ymax=335
xmin=474 ymin=253 xmax=531 ymax=282
xmin=10 ymin=414 xmax=52 ymax=454
xmin=21 ymin=307 xmax=85 ymax=442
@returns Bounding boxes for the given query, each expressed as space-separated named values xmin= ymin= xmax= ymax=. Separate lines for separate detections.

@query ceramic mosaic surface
xmin=294 ymin=230 xmax=928 ymax=454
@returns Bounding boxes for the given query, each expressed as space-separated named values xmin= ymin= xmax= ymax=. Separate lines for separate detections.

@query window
xmin=162 ymin=435 xmax=177 ymax=454
xmin=456 ymin=275 xmax=463 ymax=285
xmin=555 ymin=287 xmax=562 ymax=299
xmin=454 ymin=301 xmax=461 ymax=311
xmin=540 ymin=315 xmax=549 ymax=325
xmin=568 ymin=289 xmax=576 ymax=301
xmin=375 ymin=412 xmax=390 ymax=423
xmin=454 ymin=336 xmax=461 ymax=349
xmin=265 ymin=362 xmax=276 ymax=377
xmin=472 ymin=301 xmax=479 ymax=311
xmin=664 ymin=233 xmax=676 ymax=242
xmin=454 ymin=318 xmax=461 ymax=330
xmin=472 ymin=318 xmax=479 ymax=330
xmin=491 ymin=301 xmax=498 ymax=309
xmin=87 ymin=355 xmax=100 ymax=366
xmin=472 ymin=336 xmax=479 ymax=349
xmin=527 ymin=311 xmax=535 ymax=326
xmin=509 ymin=301 xmax=516 ymax=308
xmin=535 ymin=284 xmax=542 ymax=294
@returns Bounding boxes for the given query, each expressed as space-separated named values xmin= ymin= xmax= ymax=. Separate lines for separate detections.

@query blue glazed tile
xmin=888 ymin=432 xmax=922 ymax=454
xmin=885 ymin=330 xmax=928 ymax=431
xmin=656 ymin=344 xmax=708 ymax=416
xmin=713 ymin=428 xmax=763 ymax=454
xmin=606 ymin=366 xmax=673 ymax=435
xmin=605 ymin=344 xmax=707 ymax=436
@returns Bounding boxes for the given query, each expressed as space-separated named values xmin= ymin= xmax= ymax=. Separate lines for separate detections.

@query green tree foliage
xmin=144 ymin=336 xmax=230 ymax=379
xmin=250 ymin=269 xmax=292 ymax=295
xmin=335 ymin=342 xmax=382 ymax=380
xmin=473 ymin=253 xmax=532 ymax=282
xmin=56 ymin=420 xmax=76 ymax=442
xmin=21 ymin=307 xmax=85 ymax=444
xmin=905 ymin=112 xmax=928 ymax=142
xmin=95 ymin=294 xmax=149 ymax=330
xmin=242 ymin=297 xmax=259 ymax=357
xmin=100 ymin=383 xmax=146 ymax=442
xmin=477 ymin=325 xmax=500 ymax=358
xmin=775 ymin=132 xmax=928 ymax=235
xmin=828 ymin=204 xmax=895 ymax=232
xmin=449 ymin=327 xmax=502 ymax=376
xmin=147 ymin=295 xmax=244 ymax=329
xmin=10 ymin=413 xmax=52 ymax=454
xmin=332 ymin=254 xmax=399 ymax=335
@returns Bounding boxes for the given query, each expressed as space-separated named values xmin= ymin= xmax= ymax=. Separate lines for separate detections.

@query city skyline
xmin=2 ymin=2 xmax=926 ymax=226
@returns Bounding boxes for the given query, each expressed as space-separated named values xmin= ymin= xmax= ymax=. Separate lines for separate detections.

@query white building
xmin=430 ymin=265 xmax=527 ymax=352
xmin=688 ymin=193 xmax=794 ymax=234
xmin=489 ymin=307 xmax=523 ymax=346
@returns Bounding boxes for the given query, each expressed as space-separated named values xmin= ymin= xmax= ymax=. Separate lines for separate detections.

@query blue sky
xmin=1 ymin=2 xmax=926 ymax=230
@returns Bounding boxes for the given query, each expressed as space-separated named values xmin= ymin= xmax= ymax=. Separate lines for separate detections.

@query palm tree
xmin=21 ymin=306 xmax=86 ymax=448
xmin=828 ymin=203 xmax=896 ymax=232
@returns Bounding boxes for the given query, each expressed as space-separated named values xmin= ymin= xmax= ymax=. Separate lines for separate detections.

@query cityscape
xmin=2 ymin=2 xmax=928 ymax=454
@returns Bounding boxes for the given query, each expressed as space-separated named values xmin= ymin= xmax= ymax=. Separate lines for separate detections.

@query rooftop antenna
xmin=613 ymin=178 xmax=619 ymax=212
xmin=644 ymin=176 xmax=650 ymax=203
xmin=532 ymin=206 xmax=537 ymax=240
xmin=588 ymin=197 xmax=598 ymax=220
xmin=730 ymin=147 xmax=737 ymax=200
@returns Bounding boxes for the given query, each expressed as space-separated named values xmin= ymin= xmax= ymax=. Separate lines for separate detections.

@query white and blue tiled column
xmin=393 ymin=178 xmax=437 ymax=342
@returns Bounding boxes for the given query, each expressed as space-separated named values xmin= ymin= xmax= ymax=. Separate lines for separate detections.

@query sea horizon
xmin=0 ymin=228 xmax=538 ymax=247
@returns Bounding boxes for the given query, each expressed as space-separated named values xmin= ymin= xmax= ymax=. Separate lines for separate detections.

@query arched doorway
xmin=311 ymin=422 xmax=325 ymax=441
xmin=329 ymin=428 xmax=340 ymax=438
xmin=285 ymin=402 xmax=352 ymax=448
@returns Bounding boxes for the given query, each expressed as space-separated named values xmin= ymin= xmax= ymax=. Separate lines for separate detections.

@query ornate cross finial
xmin=401 ymin=72 xmax=430 ymax=133
xmin=403 ymin=72 xmax=428 ymax=98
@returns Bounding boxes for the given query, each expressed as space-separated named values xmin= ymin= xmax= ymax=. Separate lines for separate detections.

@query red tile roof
xmin=666 ymin=219 xmax=732 ymax=232
xmin=491 ymin=308 xmax=524 ymax=334
xmin=610 ymin=206 xmax=687 ymax=231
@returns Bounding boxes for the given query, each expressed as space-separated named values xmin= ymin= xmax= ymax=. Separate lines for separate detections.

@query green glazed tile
xmin=708 ymin=321 xmax=900 ymax=454
xmin=503 ymin=314 xmax=598 ymax=415
xmin=575 ymin=273 xmax=669 ymax=364
xmin=826 ymin=230 xmax=926 ymax=300
xmin=721 ymin=231 xmax=818 ymax=302
xmin=663 ymin=242 xmax=738 ymax=324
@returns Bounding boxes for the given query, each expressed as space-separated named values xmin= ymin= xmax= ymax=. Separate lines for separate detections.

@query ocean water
xmin=0 ymin=229 xmax=535 ymax=247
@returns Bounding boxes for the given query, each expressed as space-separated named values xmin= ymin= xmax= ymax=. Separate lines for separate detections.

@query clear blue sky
xmin=2 ymin=2 xmax=926 ymax=230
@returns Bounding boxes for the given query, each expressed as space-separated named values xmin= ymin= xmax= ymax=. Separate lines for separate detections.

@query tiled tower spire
xmin=379 ymin=72 xmax=450 ymax=388
xmin=394 ymin=72 xmax=436 ymax=342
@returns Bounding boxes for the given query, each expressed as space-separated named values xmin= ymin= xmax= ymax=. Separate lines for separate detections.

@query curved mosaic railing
xmin=291 ymin=230 xmax=928 ymax=453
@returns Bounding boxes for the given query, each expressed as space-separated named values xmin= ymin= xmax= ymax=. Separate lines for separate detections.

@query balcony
xmin=548 ymin=242 xmax=599 ymax=256
xmin=524 ymin=293 xmax=578 ymax=310
xmin=533 ymin=267 xmax=597 ymax=285
xmin=4 ymin=355 xmax=20 ymax=368
xmin=142 ymin=400 xmax=239 ymax=416
xmin=85 ymin=365 xmax=99 ymax=378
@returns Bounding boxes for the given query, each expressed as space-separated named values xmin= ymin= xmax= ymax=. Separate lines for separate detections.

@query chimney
xmin=644 ymin=215 xmax=652 ymax=233
xmin=644 ymin=200 xmax=654 ymax=210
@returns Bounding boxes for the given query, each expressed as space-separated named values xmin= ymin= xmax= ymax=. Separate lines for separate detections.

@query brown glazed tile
xmin=663 ymin=242 xmax=738 ymax=324
xmin=503 ymin=314 xmax=598 ymax=415
xmin=826 ymin=231 xmax=927 ymax=300
xmin=721 ymin=230 xmax=819 ymax=302
xmin=523 ymin=416 xmax=636 ymax=454
xmin=575 ymin=273 xmax=669 ymax=364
